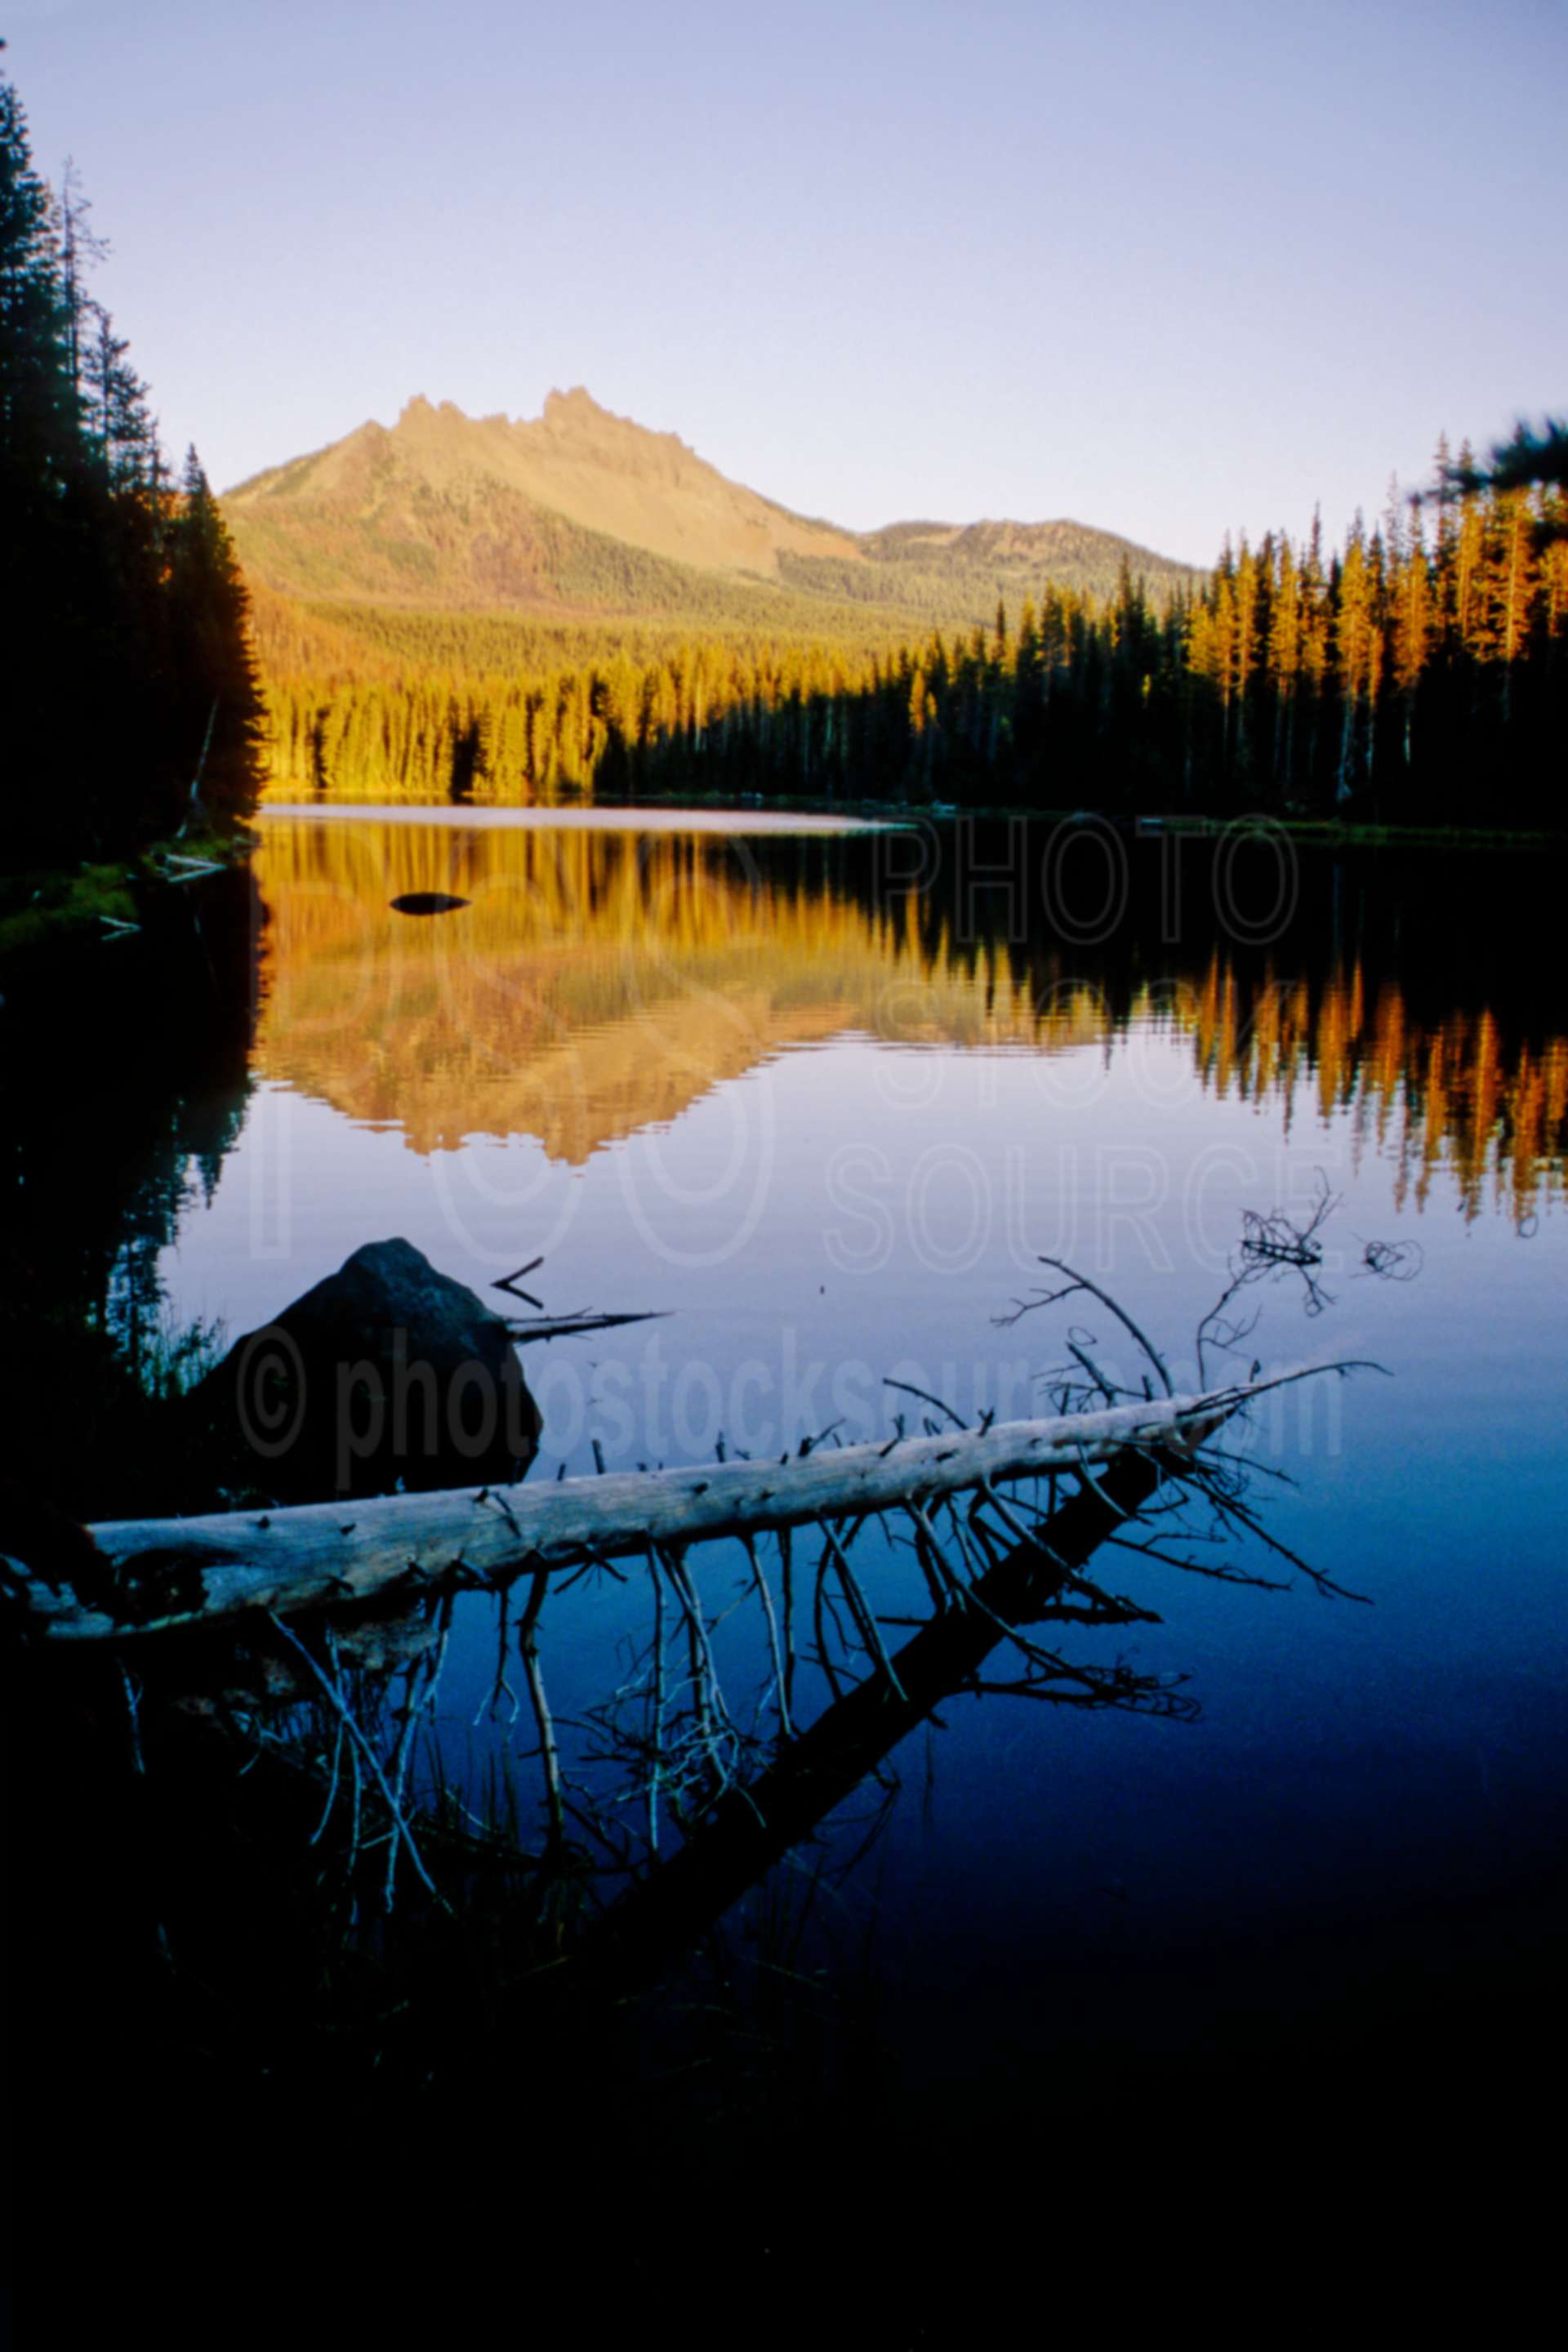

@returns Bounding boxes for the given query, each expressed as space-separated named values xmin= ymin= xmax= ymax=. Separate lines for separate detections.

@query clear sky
xmin=9 ymin=0 xmax=1566 ymax=564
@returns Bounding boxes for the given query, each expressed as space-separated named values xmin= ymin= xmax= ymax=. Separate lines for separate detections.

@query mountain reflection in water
xmin=252 ymin=810 xmax=1568 ymax=1217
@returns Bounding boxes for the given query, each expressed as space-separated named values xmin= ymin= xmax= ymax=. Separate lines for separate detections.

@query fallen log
xmin=4 ymin=1378 xmax=1307 ymax=1645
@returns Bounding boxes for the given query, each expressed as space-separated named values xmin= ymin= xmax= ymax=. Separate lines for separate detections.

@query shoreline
xmin=0 ymin=823 xmax=256 ymax=964
xmin=254 ymin=784 xmax=1568 ymax=853
xmin=8 ymin=787 xmax=1561 ymax=969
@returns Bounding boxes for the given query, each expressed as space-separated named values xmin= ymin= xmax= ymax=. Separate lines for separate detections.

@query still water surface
xmin=140 ymin=807 xmax=1568 ymax=2106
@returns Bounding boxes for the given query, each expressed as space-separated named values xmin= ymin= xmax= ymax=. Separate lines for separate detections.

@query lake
xmin=22 ymin=802 xmax=1568 ymax=2138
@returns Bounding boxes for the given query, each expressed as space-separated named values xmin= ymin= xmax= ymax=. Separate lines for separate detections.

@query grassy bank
xmin=0 ymin=822 xmax=255 ymax=960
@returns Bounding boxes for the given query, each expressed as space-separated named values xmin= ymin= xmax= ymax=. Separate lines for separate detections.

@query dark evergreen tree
xmin=163 ymin=448 xmax=265 ymax=826
xmin=0 ymin=64 xmax=72 ymax=501
xmin=0 ymin=51 xmax=261 ymax=872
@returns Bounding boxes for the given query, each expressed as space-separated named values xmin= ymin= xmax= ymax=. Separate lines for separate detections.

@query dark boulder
xmin=390 ymin=892 xmax=470 ymax=915
xmin=193 ymin=1237 xmax=541 ymax=1502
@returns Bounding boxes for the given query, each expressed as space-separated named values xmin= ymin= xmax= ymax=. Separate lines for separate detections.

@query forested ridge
xmin=264 ymin=459 xmax=1567 ymax=824
xmin=233 ymin=480 xmax=920 ymax=637
xmin=0 ymin=54 xmax=261 ymax=871
xmin=777 ymin=515 xmax=1200 ymax=617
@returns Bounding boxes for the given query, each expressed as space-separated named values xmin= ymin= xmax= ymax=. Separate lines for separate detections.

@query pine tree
xmin=1389 ymin=502 xmax=1432 ymax=772
xmin=1334 ymin=517 xmax=1376 ymax=801
xmin=163 ymin=447 xmax=265 ymax=825
xmin=54 ymin=158 xmax=106 ymax=430
xmin=2 ymin=55 xmax=261 ymax=863
xmin=1267 ymin=534 xmax=1302 ymax=794
xmin=0 ymin=65 xmax=72 ymax=505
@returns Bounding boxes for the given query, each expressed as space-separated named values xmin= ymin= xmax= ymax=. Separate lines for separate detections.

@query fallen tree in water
xmin=5 ymin=1367 xmax=1354 ymax=1643
xmin=6 ymin=1203 xmax=1410 ymax=2132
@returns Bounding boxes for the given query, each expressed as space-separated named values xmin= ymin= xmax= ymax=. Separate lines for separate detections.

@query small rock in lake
xmin=390 ymin=891 xmax=470 ymax=915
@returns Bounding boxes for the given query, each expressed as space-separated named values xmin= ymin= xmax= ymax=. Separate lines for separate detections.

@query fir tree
xmin=1 ymin=52 xmax=262 ymax=865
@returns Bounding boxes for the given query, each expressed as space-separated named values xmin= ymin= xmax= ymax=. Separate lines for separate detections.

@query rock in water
xmin=390 ymin=891 xmax=470 ymax=915
xmin=193 ymin=1238 xmax=541 ymax=1501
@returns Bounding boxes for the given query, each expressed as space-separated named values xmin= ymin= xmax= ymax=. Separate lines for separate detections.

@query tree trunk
xmin=10 ymin=1392 xmax=1248 ymax=1643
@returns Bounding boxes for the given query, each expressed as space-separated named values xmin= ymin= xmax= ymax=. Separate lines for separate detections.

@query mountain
xmin=224 ymin=388 xmax=1200 ymax=636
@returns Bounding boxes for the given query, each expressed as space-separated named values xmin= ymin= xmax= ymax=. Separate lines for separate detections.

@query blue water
xmin=152 ymin=807 xmax=1568 ymax=2100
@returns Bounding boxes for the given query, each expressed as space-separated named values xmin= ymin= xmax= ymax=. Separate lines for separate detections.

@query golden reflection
xmin=252 ymin=816 xmax=1567 ymax=1217
xmin=254 ymin=817 xmax=1098 ymax=1161
xmin=1185 ymin=957 xmax=1568 ymax=1223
